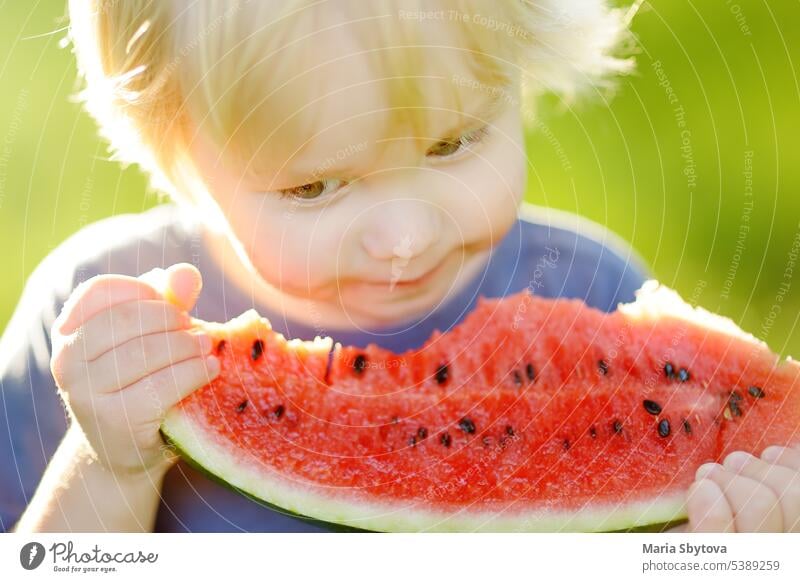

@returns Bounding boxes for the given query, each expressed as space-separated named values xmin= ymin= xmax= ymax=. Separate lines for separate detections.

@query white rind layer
xmin=621 ymin=280 xmax=764 ymax=347
xmin=161 ymin=406 xmax=689 ymax=533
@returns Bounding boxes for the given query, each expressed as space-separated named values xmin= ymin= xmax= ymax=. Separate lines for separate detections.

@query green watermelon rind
xmin=160 ymin=408 xmax=689 ymax=533
xmin=159 ymin=425 xmax=369 ymax=533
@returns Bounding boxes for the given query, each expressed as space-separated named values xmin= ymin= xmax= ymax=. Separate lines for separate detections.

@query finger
xmin=55 ymin=273 xmax=162 ymax=336
xmin=698 ymin=463 xmax=783 ymax=532
xmin=82 ymin=300 xmax=191 ymax=361
xmin=724 ymin=451 xmax=800 ymax=532
xmin=762 ymin=446 xmax=800 ymax=471
xmin=141 ymin=263 xmax=202 ymax=312
xmin=684 ymin=477 xmax=736 ymax=532
xmin=76 ymin=300 xmax=192 ymax=361
xmin=85 ymin=330 xmax=213 ymax=394
xmin=111 ymin=354 xmax=220 ymax=422
xmin=165 ymin=263 xmax=203 ymax=312
xmin=53 ymin=301 xmax=192 ymax=390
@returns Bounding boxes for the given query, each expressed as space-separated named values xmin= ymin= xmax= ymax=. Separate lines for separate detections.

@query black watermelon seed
xmin=506 ymin=425 xmax=515 ymax=436
xmin=273 ymin=404 xmax=285 ymax=419
xmin=458 ymin=417 xmax=476 ymax=434
xmin=678 ymin=368 xmax=690 ymax=382
xmin=251 ymin=339 xmax=265 ymax=361
xmin=526 ymin=363 xmax=536 ymax=382
xmin=613 ymin=420 xmax=623 ymax=434
xmin=236 ymin=400 xmax=248 ymax=413
xmin=589 ymin=426 xmax=597 ymax=438
xmin=643 ymin=399 xmax=662 ymax=415
xmin=434 ymin=363 xmax=449 ymax=385
xmin=682 ymin=418 xmax=692 ymax=434
xmin=658 ymin=418 xmax=671 ymax=437
xmin=391 ymin=415 xmax=400 ymax=424
xmin=417 ymin=427 xmax=428 ymax=440
xmin=729 ymin=390 xmax=744 ymax=416
xmin=408 ymin=436 xmax=417 ymax=447
xmin=562 ymin=439 xmax=570 ymax=450
xmin=482 ymin=436 xmax=492 ymax=447
xmin=353 ymin=354 xmax=367 ymax=375
xmin=440 ymin=432 xmax=452 ymax=447
xmin=512 ymin=370 xmax=523 ymax=387
xmin=598 ymin=360 xmax=609 ymax=375
xmin=216 ymin=339 xmax=227 ymax=354
xmin=664 ymin=362 xmax=675 ymax=379
xmin=748 ymin=385 xmax=765 ymax=399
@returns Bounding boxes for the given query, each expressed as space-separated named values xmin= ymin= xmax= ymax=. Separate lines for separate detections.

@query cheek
xmin=229 ymin=200 xmax=362 ymax=292
xmin=225 ymin=197 xmax=346 ymax=288
xmin=504 ymin=113 xmax=528 ymax=207
xmin=490 ymin=119 xmax=527 ymax=231
xmin=464 ymin=130 xmax=527 ymax=243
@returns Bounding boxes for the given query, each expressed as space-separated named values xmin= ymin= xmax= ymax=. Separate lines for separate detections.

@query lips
xmin=393 ymin=259 xmax=447 ymax=286
xmin=360 ymin=252 xmax=454 ymax=288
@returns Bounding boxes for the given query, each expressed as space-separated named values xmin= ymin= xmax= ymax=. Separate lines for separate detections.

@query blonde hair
xmin=68 ymin=0 xmax=634 ymax=206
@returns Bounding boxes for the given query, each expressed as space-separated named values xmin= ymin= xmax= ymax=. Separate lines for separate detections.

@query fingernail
xmin=761 ymin=446 xmax=783 ymax=462
xmin=696 ymin=462 xmax=719 ymax=480
xmin=724 ymin=451 xmax=753 ymax=471
xmin=205 ymin=355 xmax=220 ymax=376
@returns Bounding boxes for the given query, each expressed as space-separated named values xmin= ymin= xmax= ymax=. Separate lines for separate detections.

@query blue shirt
xmin=0 ymin=202 xmax=651 ymax=532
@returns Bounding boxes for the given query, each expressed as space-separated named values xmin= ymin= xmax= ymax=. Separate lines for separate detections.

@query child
xmin=2 ymin=0 xmax=798 ymax=533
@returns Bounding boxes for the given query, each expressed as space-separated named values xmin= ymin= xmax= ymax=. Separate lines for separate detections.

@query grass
xmin=1 ymin=1 xmax=798 ymax=357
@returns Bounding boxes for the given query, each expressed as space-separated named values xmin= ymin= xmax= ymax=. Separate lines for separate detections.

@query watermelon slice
xmin=160 ymin=280 xmax=800 ymax=532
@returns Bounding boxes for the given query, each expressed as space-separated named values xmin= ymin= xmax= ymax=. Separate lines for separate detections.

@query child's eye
xmin=276 ymin=178 xmax=349 ymax=202
xmin=271 ymin=126 xmax=490 ymax=202
xmin=426 ymin=125 xmax=491 ymax=161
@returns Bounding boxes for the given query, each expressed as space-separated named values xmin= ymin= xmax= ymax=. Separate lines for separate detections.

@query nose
xmin=361 ymin=200 xmax=441 ymax=261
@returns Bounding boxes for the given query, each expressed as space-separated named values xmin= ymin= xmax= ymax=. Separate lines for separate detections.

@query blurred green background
xmin=0 ymin=1 xmax=797 ymax=356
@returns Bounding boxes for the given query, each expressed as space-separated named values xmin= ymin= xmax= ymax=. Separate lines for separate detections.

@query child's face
xmin=188 ymin=23 xmax=526 ymax=329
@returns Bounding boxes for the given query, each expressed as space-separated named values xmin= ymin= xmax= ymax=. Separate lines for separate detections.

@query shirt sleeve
xmin=568 ymin=223 xmax=653 ymax=312
xmin=0 ymin=244 xmax=73 ymax=532
xmin=515 ymin=203 xmax=653 ymax=312
xmin=0 ymin=205 xmax=186 ymax=532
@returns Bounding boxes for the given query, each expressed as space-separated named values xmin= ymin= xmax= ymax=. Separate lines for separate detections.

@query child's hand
xmin=668 ymin=445 xmax=800 ymax=532
xmin=49 ymin=263 xmax=219 ymax=479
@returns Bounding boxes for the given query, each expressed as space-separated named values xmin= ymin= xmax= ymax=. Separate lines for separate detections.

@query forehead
xmin=185 ymin=1 xmax=513 ymax=185
xmin=266 ymin=27 xmax=502 ymax=185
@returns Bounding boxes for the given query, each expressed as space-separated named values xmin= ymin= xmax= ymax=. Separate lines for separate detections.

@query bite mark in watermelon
xmin=160 ymin=280 xmax=800 ymax=532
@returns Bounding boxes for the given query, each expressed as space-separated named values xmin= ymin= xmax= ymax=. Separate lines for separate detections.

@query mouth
xmin=276 ymin=241 xmax=489 ymax=301
xmin=359 ymin=251 xmax=455 ymax=289
xmin=392 ymin=256 xmax=452 ymax=288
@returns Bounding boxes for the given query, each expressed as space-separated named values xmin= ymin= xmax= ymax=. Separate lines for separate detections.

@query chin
xmin=351 ymin=297 xmax=446 ymax=328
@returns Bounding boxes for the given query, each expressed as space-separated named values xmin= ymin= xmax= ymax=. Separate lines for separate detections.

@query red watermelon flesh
xmin=160 ymin=281 xmax=800 ymax=532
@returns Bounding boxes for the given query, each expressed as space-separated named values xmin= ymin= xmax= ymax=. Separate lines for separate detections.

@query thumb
xmin=164 ymin=263 xmax=203 ymax=312
xmin=139 ymin=263 xmax=203 ymax=313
